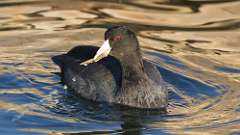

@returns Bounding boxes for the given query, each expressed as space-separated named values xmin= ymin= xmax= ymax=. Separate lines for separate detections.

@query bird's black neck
xmin=117 ymin=49 xmax=145 ymax=84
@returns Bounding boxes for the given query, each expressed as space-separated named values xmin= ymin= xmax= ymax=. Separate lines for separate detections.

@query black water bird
xmin=52 ymin=26 xmax=168 ymax=109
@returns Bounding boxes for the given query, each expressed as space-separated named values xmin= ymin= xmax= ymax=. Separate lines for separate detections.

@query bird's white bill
xmin=93 ymin=40 xmax=111 ymax=62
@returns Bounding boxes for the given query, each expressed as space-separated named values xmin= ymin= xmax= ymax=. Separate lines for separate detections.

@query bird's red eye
xmin=113 ymin=35 xmax=123 ymax=42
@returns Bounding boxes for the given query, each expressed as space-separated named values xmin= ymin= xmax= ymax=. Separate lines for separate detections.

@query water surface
xmin=0 ymin=0 xmax=240 ymax=134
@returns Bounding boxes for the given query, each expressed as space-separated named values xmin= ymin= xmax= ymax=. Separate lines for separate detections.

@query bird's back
xmin=52 ymin=46 xmax=122 ymax=102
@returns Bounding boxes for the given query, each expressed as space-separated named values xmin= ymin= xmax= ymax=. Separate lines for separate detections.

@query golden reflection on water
xmin=0 ymin=0 xmax=240 ymax=134
xmin=100 ymin=1 xmax=240 ymax=26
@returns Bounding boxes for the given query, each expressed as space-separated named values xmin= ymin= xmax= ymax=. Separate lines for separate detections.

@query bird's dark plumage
xmin=52 ymin=26 xmax=168 ymax=109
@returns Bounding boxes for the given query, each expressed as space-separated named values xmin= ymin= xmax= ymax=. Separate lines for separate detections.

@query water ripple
xmin=0 ymin=0 xmax=240 ymax=134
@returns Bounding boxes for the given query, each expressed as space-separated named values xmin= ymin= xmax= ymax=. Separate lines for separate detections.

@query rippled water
xmin=0 ymin=0 xmax=240 ymax=134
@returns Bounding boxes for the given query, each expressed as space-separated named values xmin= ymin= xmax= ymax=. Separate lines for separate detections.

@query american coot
xmin=52 ymin=26 xmax=168 ymax=109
